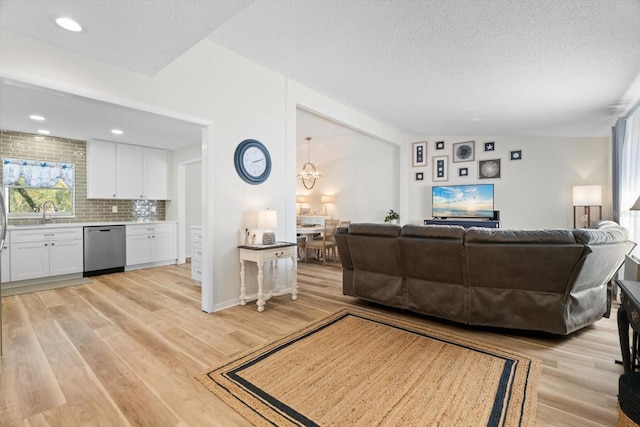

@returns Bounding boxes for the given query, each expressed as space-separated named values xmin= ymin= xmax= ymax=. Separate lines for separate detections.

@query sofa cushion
xmin=573 ymin=227 xmax=628 ymax=245
xmin=465 ymin=228 xmax=576 ymax=244
xmin=401 ymin=224 xmax=465 ymax=239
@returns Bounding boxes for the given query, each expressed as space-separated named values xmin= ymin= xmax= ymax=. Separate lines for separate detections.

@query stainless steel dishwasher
xmin=83 ymin=225 xmax=126 ymax=276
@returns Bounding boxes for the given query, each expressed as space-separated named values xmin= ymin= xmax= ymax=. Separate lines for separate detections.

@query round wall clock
xmin=234 ymin=139 xmax=272 ymax=185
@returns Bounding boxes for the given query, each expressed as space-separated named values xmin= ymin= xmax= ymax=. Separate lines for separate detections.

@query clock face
xmin=234 ymin=139 xmax=271 ymax=184
xmin=242 ymin=146 xmax=267 ymax=177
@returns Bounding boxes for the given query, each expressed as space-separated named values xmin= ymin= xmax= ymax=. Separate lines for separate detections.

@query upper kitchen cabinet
xmin=87 ymin=140 xmax=168 ymax=200
xmin=86 ymin=139 xmax=117 ymax=198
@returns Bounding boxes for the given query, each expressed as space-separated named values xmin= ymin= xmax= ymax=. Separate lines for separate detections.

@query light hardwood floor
xmin=0 ymin=262 xmax=628 ymax=426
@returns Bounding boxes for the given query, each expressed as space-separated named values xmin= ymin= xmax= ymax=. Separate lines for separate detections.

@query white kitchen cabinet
xmin=87 ymin=141 xmax=168 ymax=200
xmin=1 ymin=235 xmax=10 ymax=283
xmin=10 ymin=227 xmax=83 ymax=281
xmin=126 ymin=222 xmax=177 ymax=268
xmin=190 ymin=226 xmax=202 ymax=284
xmin=143 ymin=147 xmax=168 ymax=200
xmin=116 ymin=144 xmax=145 ymax=199
xmin=86 ymin=140 xmax=117 ymax=199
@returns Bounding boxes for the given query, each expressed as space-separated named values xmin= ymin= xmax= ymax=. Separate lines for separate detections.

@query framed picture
xmin=432 ymin=155 xmax=448 ymax=182
xmin=458 ymin=167 xmax=469 ymax=177
xmin=415 ymin=172 xmax=424 ymax=181
xmin=435 ymin=141 xmax=445 ymax=150
xmin=453 ymin=141 xmax=475 ymax=163
xmin=510 ymin=150 xmax=522 ymax=160
xmin=300 ymin=208 xmax=311 ymax=216
xmin=412 ymin=141 xmax=427 ymax=167
xmin=478 ymin=159 xmax=501 ymax=179
xmin=484 ymin=141 xmax=495 ymax=152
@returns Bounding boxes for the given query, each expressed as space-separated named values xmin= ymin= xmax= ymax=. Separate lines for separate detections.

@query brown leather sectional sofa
xmin=335 ymin=221 xmax=635 ymax=334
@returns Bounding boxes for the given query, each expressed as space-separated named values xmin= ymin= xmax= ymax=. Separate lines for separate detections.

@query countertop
xmin=7 ymin=220 xmax=177 ymax=231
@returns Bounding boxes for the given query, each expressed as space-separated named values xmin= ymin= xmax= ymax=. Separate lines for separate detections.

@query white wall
xmin=0 ymin=30 xmax=405 ymax=312
xmin=405 ymin=135 xmax=611 ymax=229
xmin=297 ymin=140 xmax=400 ymax=223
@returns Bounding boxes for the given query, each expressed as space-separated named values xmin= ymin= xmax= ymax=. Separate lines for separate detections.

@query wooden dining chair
xmin=305 ymin=219 xmax=340 ymax=265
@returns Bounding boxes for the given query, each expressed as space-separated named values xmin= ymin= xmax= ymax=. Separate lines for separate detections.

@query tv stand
xmin=424 ymin=219 xmax=501 ymax=229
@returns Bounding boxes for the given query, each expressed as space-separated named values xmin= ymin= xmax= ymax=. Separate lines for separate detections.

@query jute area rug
xmin=197 ymin=308 xmax=540 ymax=426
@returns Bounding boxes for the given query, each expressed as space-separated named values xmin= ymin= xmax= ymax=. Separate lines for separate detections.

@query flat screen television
xmin=432 ymin=184 xmax=494 ymax=219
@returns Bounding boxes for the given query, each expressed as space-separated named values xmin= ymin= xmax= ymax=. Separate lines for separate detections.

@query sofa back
xmin=399 ymin=225 xmax=467 ymax=322
xmin=343 ymin=223 xmax=403 ymax=308
xmin=335 ymin=222 xmax=634 ymax=334
xmin=566 ymin=223 xmax=636 ymax=331
xmin=464 ymin=228 xmax=586 ymax=333
xmin=335 ymin=226 xmax=354 ymax=295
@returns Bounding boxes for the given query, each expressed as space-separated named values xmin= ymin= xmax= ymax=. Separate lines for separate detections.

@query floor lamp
xmin=572 ymin=185 xmax=602 ymax=228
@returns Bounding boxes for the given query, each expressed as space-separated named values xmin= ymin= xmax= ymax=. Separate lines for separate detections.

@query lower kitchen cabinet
xmin=10 ymin=227 xmax=83 ymax=282
xmin=1 ymin=236 xmax=10 ymax=283
xmin=190 ymin=226 xmax=202 ymax=284
xmin=126 ymin=222 xmax=177 ymax=269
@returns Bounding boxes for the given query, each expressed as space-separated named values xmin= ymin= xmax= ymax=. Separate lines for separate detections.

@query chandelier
xmin=298 ymin=137 xmax=321 ymax=190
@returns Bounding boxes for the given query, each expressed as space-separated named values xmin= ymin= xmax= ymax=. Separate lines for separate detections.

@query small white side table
xmin=238 ymin=242 xmax=298 ymax=312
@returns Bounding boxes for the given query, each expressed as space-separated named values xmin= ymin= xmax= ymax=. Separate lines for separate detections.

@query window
xmin=3 ymin=157 xmax=75 ymax=218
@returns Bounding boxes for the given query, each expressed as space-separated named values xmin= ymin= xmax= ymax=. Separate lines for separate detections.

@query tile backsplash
xmin=1 ymin=130 xmax=165 ymax=225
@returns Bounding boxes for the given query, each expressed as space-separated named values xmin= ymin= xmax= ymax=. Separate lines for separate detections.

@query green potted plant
xmin=384 ymin=209 xmax=399 ymax=224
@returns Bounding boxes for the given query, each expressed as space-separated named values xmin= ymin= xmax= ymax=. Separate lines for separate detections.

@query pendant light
xmin=298 ymin=137 xmax=321 ymax=190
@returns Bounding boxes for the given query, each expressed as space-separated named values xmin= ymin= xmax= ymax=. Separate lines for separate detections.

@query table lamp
xmin=296 ymin=195 xmax=307 ymax=215
xmin=572 ymin=185 xmax=602 ymax=228
xmin=321 ymin=195 xmax=335 ymax=216
xmin=631 ymin=194 xmax=640 ymax=211
xmin=258 ymin=209 xmax=278 ymax=245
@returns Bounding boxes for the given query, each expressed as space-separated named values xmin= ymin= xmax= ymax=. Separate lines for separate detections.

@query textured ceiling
xmin=210 ymin=0 xmax=640 ymax=137
xmin=1 ymin=0 xmax=639 ymax=150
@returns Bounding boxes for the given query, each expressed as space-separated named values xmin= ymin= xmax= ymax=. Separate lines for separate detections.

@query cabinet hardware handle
xmin=276 ymin=251 xmax=283 ymax=257
xmin=51 ymin=243 xmax=55 ymax=246
xmin=44 ymin=243 xmax=48 ymax=246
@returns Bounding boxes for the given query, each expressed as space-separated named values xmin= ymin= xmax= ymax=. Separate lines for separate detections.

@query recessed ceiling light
xmin=55 ymin=16 xmax=83 ymax=32
xmin=111 ymin=129 xmax=123 ymax=135
xmin=29 ymin=114 xmax=45 ymax=121
xmin=37 ymin=129 xmax=50 ymax=135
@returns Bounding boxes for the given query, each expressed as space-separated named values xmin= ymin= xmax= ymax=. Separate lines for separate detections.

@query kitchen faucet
xmin=40 ymin=200 xmax=59 ymax=224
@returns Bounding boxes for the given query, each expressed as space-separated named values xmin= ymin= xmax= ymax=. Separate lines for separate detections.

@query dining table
xmin=296 ymin=225 xmax=324 ymax=260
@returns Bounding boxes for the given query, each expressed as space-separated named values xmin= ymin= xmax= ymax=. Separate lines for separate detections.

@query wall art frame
xmin=478 ymin=159 xmax=501 ymax=179
xmin=435 ymin=141 xmax=445 ymax=150
xmin=510 ymin=150 xmax=522 ymax=160
xmin=458 ymin=167 xmax=469 ymax=177
xmin=432 ymin=155 xmax=449 ymax=182
xmin=484 ymin=141 xmax=495 ymax=152
xmin=453 ymin=141 xmax=475 ymax=163
xmin=415 ymin=172 xmax=424 ymax=181
xmin=412 ymin=141 xmax=427 ymax=167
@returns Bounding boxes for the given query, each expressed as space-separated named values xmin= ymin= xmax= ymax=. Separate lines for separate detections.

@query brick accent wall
xmin=1 ymin=130 xmax=166 ymax=226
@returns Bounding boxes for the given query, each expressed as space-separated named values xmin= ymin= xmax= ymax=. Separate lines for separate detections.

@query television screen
xmin=432 ymin=184 xmax=494 ymax=219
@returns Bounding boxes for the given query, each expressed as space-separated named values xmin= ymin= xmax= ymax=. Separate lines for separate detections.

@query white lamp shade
xmin=573 ymin=185 xmax=602 ymax=206
xmin=631 ymin=195 xmax=640 ymax=211
xmin=257 ymin=209 xmax=278 ymax=229
xmin=296 ymin=195 xmax=307 ymax=203
xmin=321 ymin=195 xmax=335 ymax=204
